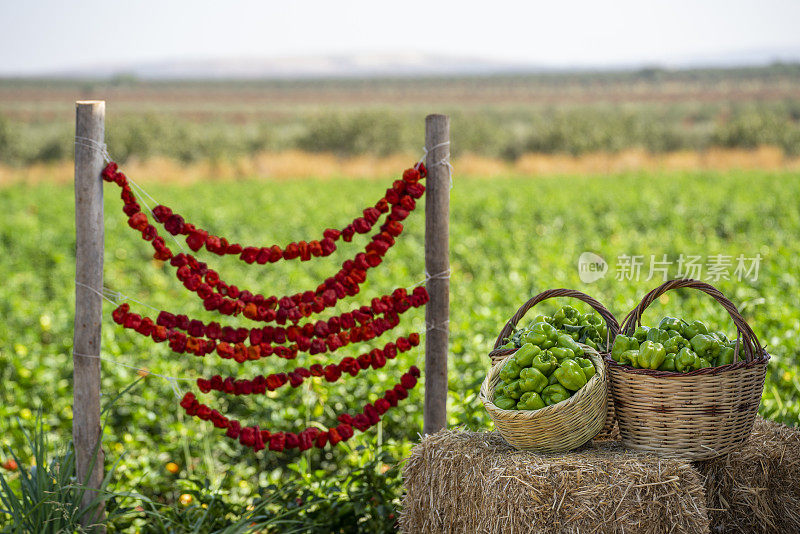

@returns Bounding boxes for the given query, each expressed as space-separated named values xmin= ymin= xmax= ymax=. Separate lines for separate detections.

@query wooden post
xmin=73 ymin=101 xmax=106 ymax=530
xmin=423 ymin=114 xmax=450 ymax=435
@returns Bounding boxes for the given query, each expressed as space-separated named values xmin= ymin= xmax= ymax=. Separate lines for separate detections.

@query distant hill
xmin=42 ymin=48 xmax=800 ymax=80
xmin=51 ymin=53 xmax=536 ymax=80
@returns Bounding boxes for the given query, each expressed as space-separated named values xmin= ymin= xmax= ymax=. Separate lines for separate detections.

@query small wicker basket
xmin=480 ymin=346 xmax=608 ymax=452
xmin=487 ymin=288 xmax=620 ymax=439
xmin=606 ymin=278 xmax=770 ymax=460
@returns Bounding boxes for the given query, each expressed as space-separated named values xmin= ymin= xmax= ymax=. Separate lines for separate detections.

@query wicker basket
xmin=606 ymin=278 xmax=770 ymax=460
xmin=480 ymin=346 xmax=608 ymax=452
xmin=488 ymin=288 xmax=620 ymax=439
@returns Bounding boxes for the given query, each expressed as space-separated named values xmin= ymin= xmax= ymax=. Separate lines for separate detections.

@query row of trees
xmin=2 ymin=102 xmax=800 ymax=165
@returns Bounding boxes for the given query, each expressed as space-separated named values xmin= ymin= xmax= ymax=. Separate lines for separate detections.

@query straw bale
xmin=696 ymin=417 xmax=800 ymax=533
xmin=400 ymin=429 xmax=709 ymax=534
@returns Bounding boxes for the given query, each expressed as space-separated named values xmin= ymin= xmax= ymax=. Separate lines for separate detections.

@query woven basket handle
xmin=491 ymin=288 xmax=620 ymax=351
xmin=620 ymin=278 xmax=764 ymax=363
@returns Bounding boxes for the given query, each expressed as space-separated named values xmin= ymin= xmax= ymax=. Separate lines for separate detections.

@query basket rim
xmin=603 ymin=352 xmax=770 ymax=378
xmin=489 ymin=288 xmax=620 ymax=354
xmin=619 ymin=278 xmax=766 ymax=363
xmin=480 ymin=345 xmax=606 ymax=417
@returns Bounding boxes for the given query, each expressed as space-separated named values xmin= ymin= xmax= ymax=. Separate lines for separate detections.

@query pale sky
xmin=2 ymin=0 xmax=800 ymax=75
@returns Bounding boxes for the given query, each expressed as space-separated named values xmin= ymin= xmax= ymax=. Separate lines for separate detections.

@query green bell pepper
xmin=513 ymin=343 xmax=540 ymax=368
xmin=517 ymin=391 xmax=546 ymax=410
xmin=499 ymin=358 xmax=523 ymax=382
xmin=683 ymin=320 xmax=709 ymax=340
xmin=597 ymin=321 xmax=609 ymax=339
xmin=553 ymin=359 xmax=588 ymax=391
xmin=711 ymin=331 xmax=730 ymax=343
xmin=611 ymin=335 xmax=639 ymax=362
xmin=575 ymin=357 xmax=596 ymax=380
xmin=583 ymin=313 xmax=602 ymax=326
xmin=519 ymin=367 xmax=549 ymax=393
xmin=633 ymin=326 xmax=651 ymax=342
xmin=697 ymin=357 xmax=712 ymax=369
xmin=550 ymin=347 xmax=575 ymax=361
xmin=525 ymin=322 xmax=558 ymax=348
xmin=620 ymin=349 xmax=640 ymax=367
xmin=675 ymin=347 xmax=699 ymax=373
xmin=690 ymin=334 xmax=721 ymax=359
xmin=658 ymin=354 xmax=676 ymax=371
xmin=493 ymin=394 xmax=517 ymax=410
xmin=530 ymin=315 xmax=551 ymax=326
xmin=548 ymin=372 xmax=560 ymax=385
xmin=557 ymin=333 xmax=584 ymax=358
xmin=502 ymin=379 xmax=524 ymax=399
xmin=646 ymin=328 xmax=671 ymax=345
xmin=664 ymin=335 xmax=690 ymax=354
xmin=658 ymin=316 xmax=685 ymax=333
xmin=553 ymin=305 xmax=580 ymax=326
xmin=541 ymin=384 xmax=571 ymax=406
xmin=638 ymin=340 xmax=666 ymax=370
xmin=716 ymin=345 xmax=735 ymax=366
xmin=530 ymin=351 xmax=558 ymax=376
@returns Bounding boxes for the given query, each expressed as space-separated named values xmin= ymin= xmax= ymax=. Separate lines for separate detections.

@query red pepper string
xmin=102 ymin=162 xmax=427 ymax=454
xmin=102 ymin=162 xmax=427 ymax=325
xmin=150 ymin=285 xmax=428 ymax=346
xmin=169 ymin=193 xmax=417 ymax=321
xmin=179 ymin=366 xmax=421 ymax=453
xmin=196 ymin=333 xmax=421 ymax=395
xmin=149 ymin=169 xmax=426 ymax=262
xmin=112 ymin=288 xmax=424 ymax=361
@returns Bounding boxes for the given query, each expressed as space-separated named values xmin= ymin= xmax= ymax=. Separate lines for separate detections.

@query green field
xmin=1 ymin=166 xmax=799 ymax=530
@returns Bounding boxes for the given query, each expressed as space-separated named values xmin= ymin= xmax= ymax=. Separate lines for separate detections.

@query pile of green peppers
xmin=610 ymin=316 xmax=740 ymax=372
xmin=499 ymin=305 xmax=610 ymax=352
xmin=493 ymin=324 xmax=597 ymax=411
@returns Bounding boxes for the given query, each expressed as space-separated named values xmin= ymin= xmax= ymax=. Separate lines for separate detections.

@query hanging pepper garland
xmin=149 ymin=285 xmax=428 ymax=345
xmin=195 ymin=333 xmax=420 ymax=395
xmin=105 ymin=162 xmax=426 ymax=326
xmin=112 ymin=298 xmax=424 ymax=362
xmin=150 ymin=170 xmax=424 ymax=263
xmin=101 ymin=161 xmax=429 ymax=453
xmin=180 ymin=366 xmax=421 ymax=452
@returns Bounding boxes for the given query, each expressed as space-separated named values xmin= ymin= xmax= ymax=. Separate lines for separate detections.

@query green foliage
xmin=1 ymin=168 xmax=799 ymax=531
xmin=296 ymin=112 xmax=415 ymax=157
xmin=0 ymin=413 xmax=128 ymax=533
xmin=119 ymin=446 xmax=401 ymax=533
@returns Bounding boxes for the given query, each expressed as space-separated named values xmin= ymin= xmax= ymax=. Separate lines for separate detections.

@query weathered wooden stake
xmin=423 ymin=114 xmax=450 ymax=435
xmin=73 ymin=100 xmax=106 ymax=530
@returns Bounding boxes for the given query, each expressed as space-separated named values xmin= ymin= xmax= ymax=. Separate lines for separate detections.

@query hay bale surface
xmin=400 ymin=430 xmax=709 ymax=534
xmin=697 ymin=417 xmax=800 ymax=533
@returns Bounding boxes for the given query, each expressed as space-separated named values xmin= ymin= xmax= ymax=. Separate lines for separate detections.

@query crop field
xmin=1 ymin=164 xmax=799 ymax=530
xmin=1 ymin=66 xmax=800 ymax=531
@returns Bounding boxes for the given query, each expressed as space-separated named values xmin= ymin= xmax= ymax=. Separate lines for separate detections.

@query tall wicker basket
xmin=480 ymin=347 xmax=607 ymax=452
xmin=487 ymin=288 xmax=620 ymax=439
xmin=605 ymin=279 xmax=770 ymax=460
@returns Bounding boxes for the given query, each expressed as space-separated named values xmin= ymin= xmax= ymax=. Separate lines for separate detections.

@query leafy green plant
xmin=254 ymin=445 xmax=403 ymax=533
xmin=0 ymin=412 xmax=129 ymax=533
xmin=130 ymin=477 xmax=312 ymax=534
